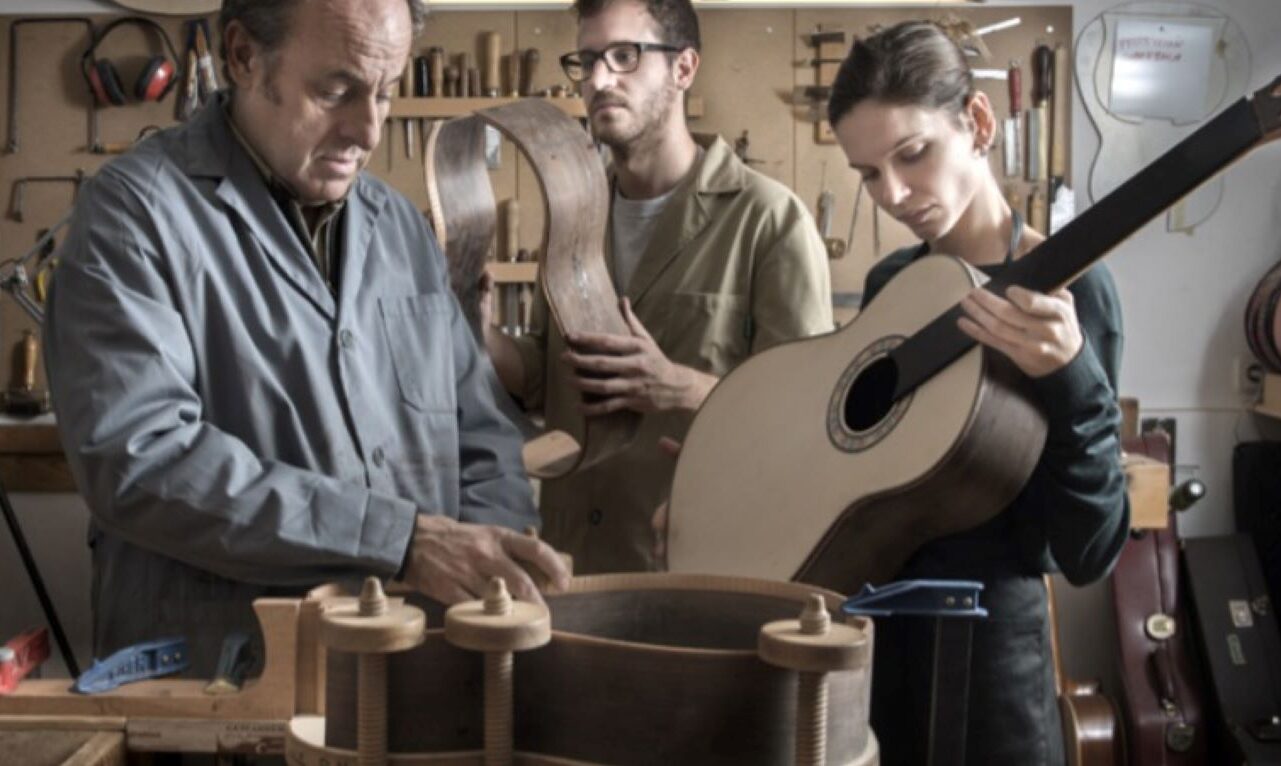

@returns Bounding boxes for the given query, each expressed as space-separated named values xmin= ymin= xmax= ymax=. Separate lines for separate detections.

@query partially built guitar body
xmin=424 ymin=100 xmax=638 ymax=479
xmin=313 ymin=574 xmax=877 ymax=766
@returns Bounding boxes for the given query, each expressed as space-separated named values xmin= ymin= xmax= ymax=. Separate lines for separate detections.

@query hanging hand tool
xmin=815 ymin=163 xmax=846 ymax=260
xmin=733 ymin=130 xmax=765 ymax=166
xmin=176 ymin=46 xmax=200 ymax=121
xmin=1049 ymin=43 xmax=1071 ymax=231
xmin=517 ymin=248 xmax=534 ymax=335
xmin=9 ymin=172 xmax=86 ymax=223
xmin=467 ymin=67 xmax=481 ymax=100
xmin=503 ymin=199 xmax=521 ymax=336
xmin=975 ymin=17 xmax=1022 ymax=38
xmin=1027 ymin=184 xmax=1048 ymax=233
xmin=1003 ymin=61 xmax=1023 ymax=179
xmin=429 ymin=46 xmax=444 ymax=97
xmin=401 ymin=58 xmax=415 ymax=159
xmin=2 ymin=330 xmax=51 ymax=416
xmin=175 ymin=21 xmax=200 ymax=121
xmin=484 ymin=32 xmax=502 ymax=97
xmin=835 ymin=178 xmax=864 ymax=262
xmin=414 ymin=55 xmax=429 ymax=153
xmin=8 ymin=18 xmax=98 ymax=154
xmin=1026 ymin=43 xmax=1051 ymax=183
xmin=1050 ymin=43 xmax=1068 ymax=182
xmin=444 ymin=65 xmax=459 ymax=98
xmin=194 ymin=20 xmax=220 ymax=99
xmin=520 ymin=48 xmax=539 ymax=97
xmin=506 ymin=48 xmax=521 ymax=97
xmin=459 ymin=54 xmax=474 ymax=97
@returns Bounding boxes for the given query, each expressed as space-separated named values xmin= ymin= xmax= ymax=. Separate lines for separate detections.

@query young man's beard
xmin=598 ymin=85 xmax=677 ymax=161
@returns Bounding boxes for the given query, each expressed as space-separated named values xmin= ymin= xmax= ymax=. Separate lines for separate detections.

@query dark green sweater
xmin=862 ymin=246 xmax=1129 ymax=585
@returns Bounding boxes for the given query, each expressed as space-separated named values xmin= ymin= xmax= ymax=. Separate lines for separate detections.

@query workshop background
xmin=0 ymin=0 xmax=1280 ymax=714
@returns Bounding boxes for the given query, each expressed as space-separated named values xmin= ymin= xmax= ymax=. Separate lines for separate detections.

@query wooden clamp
xmin=759 ymin=594 xmax=875 ymax=766
xmin=424 ymin=99 xmax=640 ymax=479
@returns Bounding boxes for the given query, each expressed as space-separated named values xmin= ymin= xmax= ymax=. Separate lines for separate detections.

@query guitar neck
xmin=891 ymin=86 xmax=1276 ymax=402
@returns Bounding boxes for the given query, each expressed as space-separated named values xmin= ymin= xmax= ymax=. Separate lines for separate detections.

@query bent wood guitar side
xmin=424 ymin=100 xmax=639 ymax=479
xmin=667 ymin=75 xmax=1281 ymax=593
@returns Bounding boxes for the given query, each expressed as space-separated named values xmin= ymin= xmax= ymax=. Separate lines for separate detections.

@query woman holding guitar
xmin=829 ymin=21 xmax=1128 ymax=765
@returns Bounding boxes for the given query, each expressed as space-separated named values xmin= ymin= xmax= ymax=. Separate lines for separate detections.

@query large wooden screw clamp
xmin=320 ymin=577 xmax=426 ymax=766
xmin=759 ymin=594 xmax=872 ymax=766
xmin=445 ymin=576 xmax=551 ymax=766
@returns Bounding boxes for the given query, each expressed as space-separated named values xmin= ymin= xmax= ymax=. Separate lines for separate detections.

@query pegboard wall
xmin=0 ymin=5 xmax=1071 ymax=395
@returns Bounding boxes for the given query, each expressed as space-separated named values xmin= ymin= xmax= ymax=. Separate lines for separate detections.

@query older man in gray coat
xmin=44 ymin=0 xmax=567 ymax=675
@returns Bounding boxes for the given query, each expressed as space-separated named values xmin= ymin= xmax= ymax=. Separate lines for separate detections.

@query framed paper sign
xmin=1109 ymin=16 xmax=1217 ymax=123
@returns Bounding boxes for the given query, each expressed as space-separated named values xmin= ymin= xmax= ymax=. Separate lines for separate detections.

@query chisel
xmin=1026 ymin=44 xmax=1051 ymax=182
xmin=1003 ymin=61 xmax=1022 ymax=179
xmin=484 ymin=31 xmax=501 ymax=97
xmin=401 ymin=58 xmax=414 ymax=159
xmin=521 ymin=48 xmax=540 ymax=97
xmin=429 ymin=47 xmax=444 ymax=97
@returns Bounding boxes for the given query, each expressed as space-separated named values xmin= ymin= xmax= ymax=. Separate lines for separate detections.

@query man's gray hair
xmin=219 ymin=0 xmax=428 ymax=83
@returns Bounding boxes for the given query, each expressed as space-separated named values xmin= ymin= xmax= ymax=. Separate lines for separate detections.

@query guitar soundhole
xmin=827 ymin=336 xmax=911 ymax=453
xmin=844 ymin=356 xmax=897 ymax=431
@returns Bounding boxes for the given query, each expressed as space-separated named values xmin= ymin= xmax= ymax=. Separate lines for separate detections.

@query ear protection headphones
xmin=81 ymin=17 xmax=180 ymax=106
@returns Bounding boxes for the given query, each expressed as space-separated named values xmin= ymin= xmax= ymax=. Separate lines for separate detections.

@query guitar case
xmin=1183 ymin=534 xmax=1281 ymax=763
xmin=1111 ymin=432 xmax=1207 ymax=765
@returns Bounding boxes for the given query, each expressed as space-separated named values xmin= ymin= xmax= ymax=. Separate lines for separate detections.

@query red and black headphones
xmin=81 ymin=17 xmax=180 ymax=106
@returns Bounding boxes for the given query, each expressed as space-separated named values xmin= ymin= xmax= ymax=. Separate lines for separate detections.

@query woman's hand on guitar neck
xmin=562 ymin=298 xmax=717 ymax=415
xmin=958 ymin=284 xmax=1084 ymax=379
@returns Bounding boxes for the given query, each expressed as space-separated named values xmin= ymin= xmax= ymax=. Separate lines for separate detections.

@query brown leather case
xmin=1112 ymin=433 xmax=1207 ymax=765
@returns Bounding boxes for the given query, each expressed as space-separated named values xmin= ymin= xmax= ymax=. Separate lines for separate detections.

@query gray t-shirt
xmin=611 ymin=185 xmax=676 ymax=292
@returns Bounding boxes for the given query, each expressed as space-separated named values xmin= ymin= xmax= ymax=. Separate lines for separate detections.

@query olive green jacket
xmin=512 ymin=135 xmax=833 ymax=573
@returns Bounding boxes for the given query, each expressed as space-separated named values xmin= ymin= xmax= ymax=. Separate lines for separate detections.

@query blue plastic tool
xmin=840 ymin=579 xmax=988 ymax=619
xmin=72 ymin=636 xmax=190 ymax=694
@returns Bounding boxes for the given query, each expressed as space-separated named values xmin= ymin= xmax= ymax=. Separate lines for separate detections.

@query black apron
xmin=869 ymin=545 xmax=1065 ymax=766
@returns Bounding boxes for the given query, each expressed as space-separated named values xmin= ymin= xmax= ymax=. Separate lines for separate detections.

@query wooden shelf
xmin=390 ymin=95 xmax=703 ymax=120
xmin=487 ymin=261 xmax=538 ymax=284
xmin=390 ymin=96 xmax=585 ymax=119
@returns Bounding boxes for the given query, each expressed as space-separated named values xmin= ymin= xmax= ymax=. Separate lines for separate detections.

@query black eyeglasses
xmin=559 ymin=42 xmax=685 ymax=83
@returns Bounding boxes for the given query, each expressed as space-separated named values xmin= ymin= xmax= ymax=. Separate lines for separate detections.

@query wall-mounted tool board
xmin=0 ymin=6 xmax=1071 ymax=408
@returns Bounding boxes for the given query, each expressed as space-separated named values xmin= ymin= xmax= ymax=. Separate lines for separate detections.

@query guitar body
xmin=667 ymin=254 xmax=1048 ymax=592
xmin=1059 ymin=692 xmax=1124 ymax=766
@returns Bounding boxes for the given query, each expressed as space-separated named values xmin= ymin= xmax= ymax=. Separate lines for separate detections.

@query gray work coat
xmin=44 ymin=99 xmax=535 ymax=674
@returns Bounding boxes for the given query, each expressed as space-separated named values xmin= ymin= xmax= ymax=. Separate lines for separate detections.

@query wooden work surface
xmin=0 ymin=414 xmax=74 ymax=492
xmin=0 ymin=725 xmax=125 ymax=766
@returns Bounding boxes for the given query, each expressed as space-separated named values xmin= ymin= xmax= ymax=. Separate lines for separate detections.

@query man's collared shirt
xmin=223 ymin=98 xmax=346 ymax=291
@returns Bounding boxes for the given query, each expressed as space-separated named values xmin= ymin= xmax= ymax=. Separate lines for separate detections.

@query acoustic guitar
xmin=666 ymin=75 xmax=1281 ymax=593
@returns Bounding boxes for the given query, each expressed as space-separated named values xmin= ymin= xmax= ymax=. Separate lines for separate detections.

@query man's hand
xmin=401 ymin=515 xmax=571 ymax=606
xmin=563 ymin=298 xmax=716 ymax=416
xmin=958 ymin=285 xmax=1084 ymax=379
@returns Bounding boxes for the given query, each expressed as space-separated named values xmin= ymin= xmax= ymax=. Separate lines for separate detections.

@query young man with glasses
xmin=482 ymin=0 xmax=832 ymax=574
